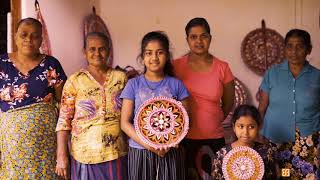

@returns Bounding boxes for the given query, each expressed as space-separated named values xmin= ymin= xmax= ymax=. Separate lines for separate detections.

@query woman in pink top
xmin=173 ymin=17 xmax=235 ymax=179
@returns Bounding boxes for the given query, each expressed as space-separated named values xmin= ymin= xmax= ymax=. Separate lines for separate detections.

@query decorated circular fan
xmin=134 ymin=96 xmax=189 ymax=149
xmin=222 ymin=146 xmax=265 ymax=180
xmin=241 ymin=20 xmax=285 ymax=76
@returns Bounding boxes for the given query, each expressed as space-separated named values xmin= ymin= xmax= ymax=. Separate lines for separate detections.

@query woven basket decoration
xmin=241 ymin=20 xmax=285 ymax=76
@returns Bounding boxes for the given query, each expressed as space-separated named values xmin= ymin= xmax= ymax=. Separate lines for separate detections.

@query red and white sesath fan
xmin=222 ymin=146 xmax=265 ymax=180
xmin=35 ymin=0 xmax=52 ymax=55
xmin=134 ymin=96 xmax=189 ymax=149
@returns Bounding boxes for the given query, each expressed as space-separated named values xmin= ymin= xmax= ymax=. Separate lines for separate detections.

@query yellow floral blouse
xmin=56 ymin=69 xmax=128 ymax=164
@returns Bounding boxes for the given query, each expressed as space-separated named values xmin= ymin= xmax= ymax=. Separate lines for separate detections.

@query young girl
xmin=120 ymin=31 xmax=189 ymax=180
xmin=211 ymin=105 xmax=278 ymax=179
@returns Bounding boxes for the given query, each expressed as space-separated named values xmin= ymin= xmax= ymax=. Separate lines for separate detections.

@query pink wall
xmin=21 ymin=0 xmax=320 ymax=104
xmin=22 ymin=0 xmax=93 ymax=76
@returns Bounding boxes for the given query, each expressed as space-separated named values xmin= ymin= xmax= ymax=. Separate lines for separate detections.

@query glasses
xmin=188 ymin=33 xmax=211 ymax=41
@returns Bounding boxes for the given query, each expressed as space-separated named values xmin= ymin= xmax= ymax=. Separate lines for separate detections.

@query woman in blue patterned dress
xmin=0 ymin=18 xmax=67 ymax=179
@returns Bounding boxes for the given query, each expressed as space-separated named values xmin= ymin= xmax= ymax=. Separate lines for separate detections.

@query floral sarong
xmin=0 ymin=103 xmax=58 ymax=179
xmin=276 ymin=129 xmax=320 ymax=179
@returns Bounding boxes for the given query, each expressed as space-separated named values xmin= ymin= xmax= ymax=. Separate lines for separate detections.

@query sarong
xmin=276 ymin=129 xmax=320 ymax=179
xmin=71 ymin=155 xmax=128 ymax=180
xmin=0 ymin=103 xmax=58 ymax=179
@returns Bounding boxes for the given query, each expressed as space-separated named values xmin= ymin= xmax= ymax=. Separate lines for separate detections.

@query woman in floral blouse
xmin=55 ymin=32 xmax=128 ymax=180
xmin=0 ymin=18 xmax=67 ymax=179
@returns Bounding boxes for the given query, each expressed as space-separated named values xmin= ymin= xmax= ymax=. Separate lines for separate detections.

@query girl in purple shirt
xmin=120 ymin=31 xmax=189 ymax=180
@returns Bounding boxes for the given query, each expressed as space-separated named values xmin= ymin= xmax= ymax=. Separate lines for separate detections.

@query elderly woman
xmin=173 ymin=17 xmax=235 ymax=179
xmin=0 ymin=18 xmax=67 ymax=178
xmin=55 ymin=32 xmax=128 ymax=180
xmin=258 ymin=29 xmax=320 ymax=179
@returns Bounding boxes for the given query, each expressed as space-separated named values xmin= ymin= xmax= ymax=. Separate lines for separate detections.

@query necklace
xmin=143 ymin=75 xmax=165 ymax=91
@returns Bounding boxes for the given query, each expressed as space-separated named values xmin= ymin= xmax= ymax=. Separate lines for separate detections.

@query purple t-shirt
xmin=120 ymin=75 xmax=189 ymax=149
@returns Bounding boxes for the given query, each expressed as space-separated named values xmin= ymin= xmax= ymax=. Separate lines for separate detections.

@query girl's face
xmin=15 ymin=22 xmax=42 ymax=56
xmin=233 ymin=115 xmax=259 ymax=146
xmin=186 ymin=25 xmax=211 ymax=56
xmin=143 ymin=40 xmax=166 ymax=74
xmin=285 ymin=36 xmax=311 ymax=66
xmin=84 ymin=36 xmax=109 ymax=68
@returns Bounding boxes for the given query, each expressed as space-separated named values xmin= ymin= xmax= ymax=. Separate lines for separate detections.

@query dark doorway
xmin=0 ymin=1 xmax=11 ymax=54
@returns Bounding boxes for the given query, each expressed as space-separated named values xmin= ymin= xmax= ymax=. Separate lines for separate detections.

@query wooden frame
xmin=10 ymin=0 xmax=21 ymax=52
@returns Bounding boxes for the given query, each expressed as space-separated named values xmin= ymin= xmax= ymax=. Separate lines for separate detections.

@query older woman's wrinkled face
xmin=84 ymin=36 xmax=109 ymax=67
xmin=15 ymin=22 xmax=42 ymax=56
xmin=285 ymin=36 xmax=311 ymax=66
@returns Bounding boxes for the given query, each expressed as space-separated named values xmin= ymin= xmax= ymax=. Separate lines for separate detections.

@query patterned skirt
xmin=128 ymin=147 xmax=185 ymax=180
xmin=275 ymin=129 xmax=320 ymax=179
xmin=0 ymin=103 xmax=58 ymax=179
xmin=71 ymin=156 xmax=128 ymax=180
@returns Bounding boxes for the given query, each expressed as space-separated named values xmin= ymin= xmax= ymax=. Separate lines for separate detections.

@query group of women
xmin=0 ymin=16 xmax=318 ymax=180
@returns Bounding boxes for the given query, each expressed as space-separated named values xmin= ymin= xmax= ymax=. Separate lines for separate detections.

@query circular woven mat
xmin=241 ymin=20 xmax=285 ymax=76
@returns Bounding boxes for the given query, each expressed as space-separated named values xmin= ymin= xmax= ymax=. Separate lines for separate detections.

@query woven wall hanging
xmin=241 ymin=20 xmax=285 ymax=76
